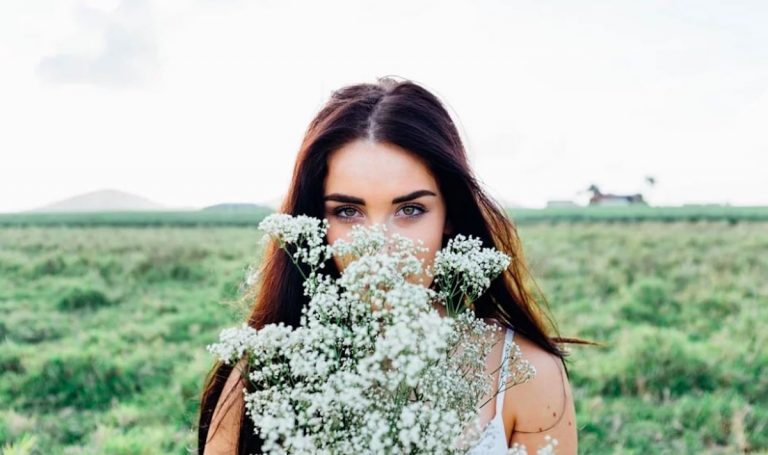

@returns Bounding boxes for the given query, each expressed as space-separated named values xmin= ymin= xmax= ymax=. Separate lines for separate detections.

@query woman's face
xmin=323 ymin=139 xmax=451 ymax=287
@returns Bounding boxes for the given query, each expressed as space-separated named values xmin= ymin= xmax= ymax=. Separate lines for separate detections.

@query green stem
xmin=280 ymin=242 xmax=310 ymax=281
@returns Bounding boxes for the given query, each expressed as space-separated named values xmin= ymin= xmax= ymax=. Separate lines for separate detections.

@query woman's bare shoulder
xmin=502 ymin=332 xmax=578 ymax=454
xmin=203 ymin=358 xmax=247 ymax=455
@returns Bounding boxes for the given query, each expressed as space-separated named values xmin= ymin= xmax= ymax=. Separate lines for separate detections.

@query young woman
xmin=198 ymin=76 xmax=579 ymax=454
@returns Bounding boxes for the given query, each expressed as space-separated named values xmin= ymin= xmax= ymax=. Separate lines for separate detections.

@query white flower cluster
xmin=207 ymin=213 xmax=552 ymax=454
xmin=259 ymin=213 xmax=333 ymax=280
xmin=430 ymin=234 xmax=512 ymax=316
xmin=509 ymin=436 xmax=559 ymax=455
xmin=258 ymin=213 xmax=329 ymax=249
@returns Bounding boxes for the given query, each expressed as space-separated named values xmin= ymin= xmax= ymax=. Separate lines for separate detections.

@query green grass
xmin=0 ymin=213 xmax=766 ymax=453
xmin=2 ymin=204 xmax=768 ymax=228
xmin=0 ymin=226 xmax=263 ymax=454
xmin=510 ymin=205 xmax=768 ymax=224
xmin=0 ymin=208 xmax=274 ymax=228
xmin=521 ymin=221 xmax=768 ymax=453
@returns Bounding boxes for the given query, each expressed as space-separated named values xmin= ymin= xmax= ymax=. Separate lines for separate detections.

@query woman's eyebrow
xmin=392 ymin=190 xmax=437 ymax=204
xmin=323 ymin=189 xmax=437 ymax=205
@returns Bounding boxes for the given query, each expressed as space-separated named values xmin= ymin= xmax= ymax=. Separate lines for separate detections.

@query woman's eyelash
xmin=333 ymin=206 xmax=360 ymax=222
xmin=332 ymin=204 xmax=427 ymax=221
xmin=398 ymin=204 xmax=427 ymax=217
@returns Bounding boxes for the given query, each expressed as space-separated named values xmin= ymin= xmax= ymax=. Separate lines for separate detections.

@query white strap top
xmin=467 ymin=327 xmax=514 ymax=454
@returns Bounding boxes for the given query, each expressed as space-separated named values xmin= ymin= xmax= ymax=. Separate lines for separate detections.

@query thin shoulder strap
xmin=495 ymin=327 xmax=515 ymax=413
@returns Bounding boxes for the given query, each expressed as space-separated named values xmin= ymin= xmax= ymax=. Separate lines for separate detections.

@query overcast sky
xmin=1 ymin=0 xmax=766 ymax=213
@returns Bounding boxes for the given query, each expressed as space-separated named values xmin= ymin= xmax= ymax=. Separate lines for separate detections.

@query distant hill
xmin=29 ymin=189 xmax=168 ymax=212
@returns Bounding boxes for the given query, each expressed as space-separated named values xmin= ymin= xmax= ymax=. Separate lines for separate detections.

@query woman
xmin=198 ymin=76 xmax=578 ymax=454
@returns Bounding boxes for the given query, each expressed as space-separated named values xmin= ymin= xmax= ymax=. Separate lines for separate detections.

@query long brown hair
xmin=198 ymin=76 xmax=578 ymax=454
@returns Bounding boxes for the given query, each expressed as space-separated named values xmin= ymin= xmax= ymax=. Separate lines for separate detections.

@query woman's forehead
xmin=324 ymin=139 xmax=439 ymax=199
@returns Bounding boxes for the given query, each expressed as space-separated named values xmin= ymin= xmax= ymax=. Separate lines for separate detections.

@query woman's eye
xmin=334 ymin=206 xmax=361 ymax=221
xmin=398 ymin=204 xmax=426 ymax=218
xmin=332 ymin=204 xmax=426 ymax=222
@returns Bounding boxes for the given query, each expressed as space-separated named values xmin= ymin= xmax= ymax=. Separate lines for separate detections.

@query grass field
xmin=2 ymin=205 xmax=768 ymax=227
xmin=1 ymin=207 xmax=766 ymax=454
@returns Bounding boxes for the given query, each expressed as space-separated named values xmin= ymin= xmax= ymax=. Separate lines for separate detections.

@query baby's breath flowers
xmin=509 ymin=435 xmax=559 ymax=455
xmin=207 ymin=213 xmax=554 ymax=454
xmin=430 ymin=233 xmax=512 ymax=316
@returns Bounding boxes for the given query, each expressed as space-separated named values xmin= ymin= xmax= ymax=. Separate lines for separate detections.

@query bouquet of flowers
xmin=207 ymin=213 xmax=557 ymax=454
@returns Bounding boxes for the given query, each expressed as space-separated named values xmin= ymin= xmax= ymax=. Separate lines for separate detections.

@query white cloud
xmin=36 ymin=0 xmax=158 ymax=88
